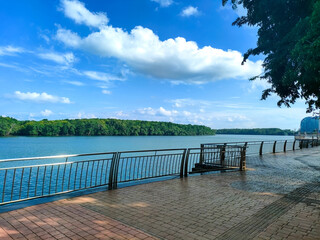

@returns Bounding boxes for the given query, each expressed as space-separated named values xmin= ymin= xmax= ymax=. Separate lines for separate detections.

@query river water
xmin=0 ymin=135 xmax=294 ymax=159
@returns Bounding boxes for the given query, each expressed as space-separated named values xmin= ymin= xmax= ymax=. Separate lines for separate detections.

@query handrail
xmin=0 ymin=152 xmax=116 ymax=163
xmin=0 ymin=148 xmax=188 ymax=163
xmin=202 ymin=140 xmax=294 ymax=146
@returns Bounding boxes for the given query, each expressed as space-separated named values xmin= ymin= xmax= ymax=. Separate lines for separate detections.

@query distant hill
xmin=216 ymin=128 xmax=296 ymax=136
xmin=0 ymin=117 xmax=216 ymax=136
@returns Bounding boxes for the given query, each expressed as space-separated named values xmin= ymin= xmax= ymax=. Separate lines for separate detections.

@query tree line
xmin=0 ymin=117 xmax=216 ymax=136
xmin=0 ymin=117 xmax=296 ymax=137
xmin=216 ymin=128 xmax=295 ymax=136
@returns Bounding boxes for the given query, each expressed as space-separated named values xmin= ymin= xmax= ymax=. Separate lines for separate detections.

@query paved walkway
xmin=0 ymin=147 xmax=320 ymax=239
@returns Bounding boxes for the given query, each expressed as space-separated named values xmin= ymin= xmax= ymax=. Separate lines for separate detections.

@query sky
xmin=0 ymin=0 xmax=312 ymax=130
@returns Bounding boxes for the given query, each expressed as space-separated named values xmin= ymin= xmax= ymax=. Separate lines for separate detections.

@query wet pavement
xmin=0 ymin=147 xmax=319 ymax=239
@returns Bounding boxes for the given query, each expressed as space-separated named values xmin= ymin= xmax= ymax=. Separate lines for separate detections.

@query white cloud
xmin=137 ymin=107 xmax=179 ymax=117
xmin=132 ymin=105 xmax=305 ymax=129
xmin=115 ymin=111 xmax=128 ymax=117
xmin=56 ymin=28 xmax=82 ymax=47
xmin=76 ymin=112 xmax=96 ymax=119
xmin=40 ymin=34 xmax=50 ymax=43
xmin=41 ymin=109 xmax=53 ymax=116
xmin=180 ymin=6 xmax=200 ymax=17
xmin=0 ymin=46 xmax=24 ymax=56
xmin=57 ymin=1 xmax=262 ymax=84
xmin=151 ymin=0 xmax=173 ymax=7
xmin=83 ymin=70 xmax=124 ymax=82
xmin=12 ymin=91 xmax=71 ymax=104
xmin=64 ymin=80 xmax=84 ymax=86
xmin=169 ymin=98 xmax=211 ymax=108
xmin=102 ymin=89 xmax=111 ymax=94
xmin=0 ymin=62 xmax=22 ymax=70
xmin=38 ymin=52 xmax=76 ymax=65
xmin=60 ymin=0 xmax=108 ymax=27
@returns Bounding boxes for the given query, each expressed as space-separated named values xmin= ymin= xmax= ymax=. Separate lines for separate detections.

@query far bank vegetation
xmin=0 ymin=117 xmax=296 ymax=137
xmin=0 ymin=117 xmax=215 ymax=136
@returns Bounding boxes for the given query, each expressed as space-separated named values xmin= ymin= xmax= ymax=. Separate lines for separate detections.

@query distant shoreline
xmin=0 ymin=117 xmax=216 ymax=137
xmin=0 ymin=116 xmax=296 ymax=137
xmin=216 ymin=128 xmax=295 ymax=136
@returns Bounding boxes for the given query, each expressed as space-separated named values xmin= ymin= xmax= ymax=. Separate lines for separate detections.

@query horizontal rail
xmin=0 ymin=152 xmax=116 ymax=163
xmin=0 ymin=148 xmax=187 ymax=163
xmin=0 ymin=158 xmax=113 ymax=171
xmin=201 ymin=140 xmax=295 ymax=146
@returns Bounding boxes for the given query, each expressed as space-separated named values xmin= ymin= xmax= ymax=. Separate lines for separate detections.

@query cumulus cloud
xmin=180 ymin=6 xmax=200 ymax=17
xmin=115 ymin=111 xmax=129 ymax=117
xmin=41 ymin=109 xmax=53 ymax=116
xmin=12 ymin=91 xmax=71 ymax=104
xmin=77 ymin=112 xmax=96 ymax=119
xmin=151 ymin=0 xmax=173 ymax=7
xmin=132 ymin=106 xmax=256 ymax=128
xmin=0 ymin=46 xmax=24 ymax=56
xmin=136 ymin=107 xmax=187 ymax=117
xmin=60 ymin=0 xmax=108 ymax=27
xmin=38 ymin=52 xmax=76 ymax=65
xmin=57 ymin=0 xmax=262 ymax=84
xmin=56 ymin=28 xmax=82 ymax=47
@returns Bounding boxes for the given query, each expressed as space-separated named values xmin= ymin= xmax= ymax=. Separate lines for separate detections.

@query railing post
xmin=180 ymin=149 xmax=187 ymax=178
xmin=112 ymin=153 xmax=120 ymax=189
xmin=200 ymin=144 xmax=204 ymax=164
xmin=293 ymin=140 xmax=296 ymax=151
xmin=184 ymin=149 xmax=190 ymax=177
xmin=220 ymin=144 xmax=226 ymax=167
xmin=273 ymin=141 xmax=277 ymax=153
xmin=108 ymin=152 xmax=119 ymax=190
xmin=259 ymin=141 xmax=264 ymax=155
xmin=240 ymin=147 xmax=246 ymax=171
xmin=283 ymin=140 xmax=287 ymax=152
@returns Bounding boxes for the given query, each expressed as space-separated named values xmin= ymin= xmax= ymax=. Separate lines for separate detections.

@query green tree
xmin=223 ymin=0 xmax=320 ymax=112
xmin=0 ymin=117 xmax=20 ymax=136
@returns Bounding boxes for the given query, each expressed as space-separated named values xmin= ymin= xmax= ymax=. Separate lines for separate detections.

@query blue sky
xmin=0 ymin=0 xmax=311 ymax=130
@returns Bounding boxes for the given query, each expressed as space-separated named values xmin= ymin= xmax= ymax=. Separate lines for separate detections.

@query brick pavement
xmin=0 ymin=147 xmax=319 ymax=239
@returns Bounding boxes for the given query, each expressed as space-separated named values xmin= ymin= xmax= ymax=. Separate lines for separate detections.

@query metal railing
xmin=0 ymin=149 xmax=189 ymax=205
xmin=0 ymin=138 xmax=318 ymax=206
xmin=201 ymin=139 xmax=319 ymax=156
xmin=0 ymin=152 xmax=115 ymax=205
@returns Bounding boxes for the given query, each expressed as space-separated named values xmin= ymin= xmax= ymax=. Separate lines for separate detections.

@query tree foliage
xmin=223 ymin=0 xmax=320 ymax=112
xmin=216 ymin=128 xmax=295 ymax=135
xmin=0 ymin=117 xmax=216 ymax=137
